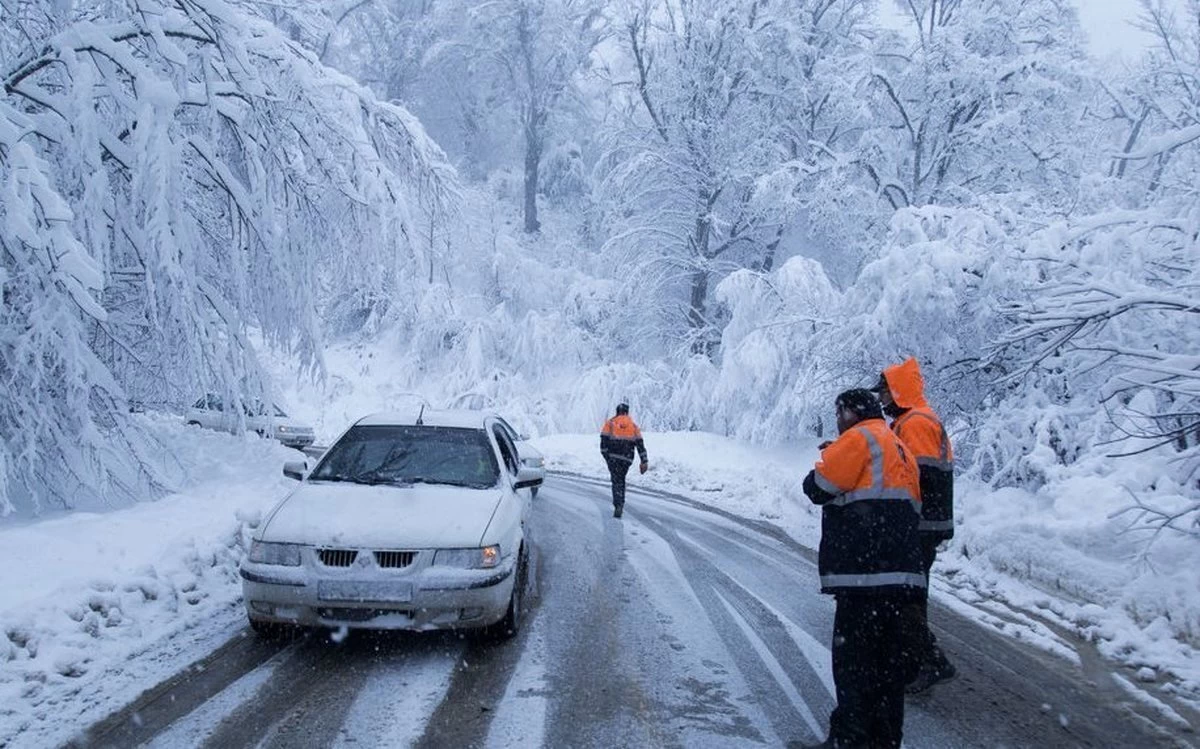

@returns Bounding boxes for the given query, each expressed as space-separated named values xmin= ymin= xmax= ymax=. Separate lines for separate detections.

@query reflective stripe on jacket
xmin=883 ymin=358 xmax=955 ymax=540
xmin=600 ymin=415 xmax=647 ymax=464
xmin=812 ymin=418 xmax=925 ymax=596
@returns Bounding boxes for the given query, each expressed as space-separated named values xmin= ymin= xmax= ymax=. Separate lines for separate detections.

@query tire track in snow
xmin=633 ymin=512 xmax=830 ymax=747
xmin=198 ymin=635 xmax=372 ymax=749
xmin=78 ymin=629 xmax=289 ymax=748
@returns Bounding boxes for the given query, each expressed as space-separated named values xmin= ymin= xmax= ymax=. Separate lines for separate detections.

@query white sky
xmin=1074 ymin=0 xmax=1155 ymax=59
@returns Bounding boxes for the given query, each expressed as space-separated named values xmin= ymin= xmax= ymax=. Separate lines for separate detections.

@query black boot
xmin=906 ymin=657 xmax=957 ymax=694
xmin=613 ymin=505 xmax=623 ymax=518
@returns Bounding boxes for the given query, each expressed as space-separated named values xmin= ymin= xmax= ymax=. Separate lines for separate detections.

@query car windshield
xmin=309 ymin=425 xmax=499 ymax=489
xmin=273 ymin=404 xmax=287 ymax=417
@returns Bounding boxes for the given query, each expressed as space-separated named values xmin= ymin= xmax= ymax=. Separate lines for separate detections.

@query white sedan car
xmin=240 ymin=409 xmax=541 ymax=638
xmin=185 ymin=394 xmax=315 ymax=449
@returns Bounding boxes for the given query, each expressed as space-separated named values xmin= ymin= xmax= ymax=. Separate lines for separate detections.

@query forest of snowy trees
xmin=1 ymin=0 xmax=1197 ymax=534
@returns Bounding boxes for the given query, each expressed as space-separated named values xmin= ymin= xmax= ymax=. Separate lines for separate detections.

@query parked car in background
xmin=240 ymin=409 xmax=541 ymax=638
xmin=185 ymin=394 xmax=315 ymax=449
xmin=496 ymin=417 xmax=545 ymax=498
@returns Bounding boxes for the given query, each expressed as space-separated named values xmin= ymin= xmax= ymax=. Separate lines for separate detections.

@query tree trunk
xmin=759 ymin=226 xmax=784 ymax=273
xmin=523 ymin=117 xmax=541 ymax=233
xmin=688 ymin=202 xmax=714 ymax=356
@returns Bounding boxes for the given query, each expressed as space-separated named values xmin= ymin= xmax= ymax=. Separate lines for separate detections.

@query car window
xmin=496 ymin=417 xmax=520 ymax=442
xmin=273 ymin=404 xmax=287 ymax=417
xmin=206 ymin=395 xmax=224 ymax=412
xmin=193 ymin=397 xmax=206 ymax=409
xmin=310 ymin=425 xmax=500 ymax=489
xmin=492 ymin=425 xmax=519 ymax=475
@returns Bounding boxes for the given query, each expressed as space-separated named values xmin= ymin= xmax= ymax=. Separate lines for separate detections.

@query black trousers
xmin=606 ymin=457 xmax=631 ymax=509
xmin=914 ymin=535 xmax=950 ymax=669
xmin=828 ymin=595 xmax=918 ymax=749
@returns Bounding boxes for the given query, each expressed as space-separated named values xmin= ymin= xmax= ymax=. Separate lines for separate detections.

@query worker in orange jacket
xmin=801 ymin=389 xmax=924 ymax=749
xmin=875 ymin=357 xmax=956 ymax=693
xmin=600 ymin=402 xmax=648 ymax=518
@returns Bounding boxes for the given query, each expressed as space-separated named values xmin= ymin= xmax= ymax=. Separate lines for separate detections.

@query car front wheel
xmin=490 ymin=548 xmax=528 ymax=640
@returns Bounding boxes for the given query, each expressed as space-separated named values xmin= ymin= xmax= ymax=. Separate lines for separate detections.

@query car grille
xmin=317 ymin=548 xmax=358 ymax=567
xmin=374 ymin=551 xmax=417 ymax=569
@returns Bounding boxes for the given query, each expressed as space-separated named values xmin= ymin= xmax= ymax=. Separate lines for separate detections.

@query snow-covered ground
xmin=0 ymin=414 xmax=297 ymax=748
xmin=1 ymin=415 xmax=1197 ymax=746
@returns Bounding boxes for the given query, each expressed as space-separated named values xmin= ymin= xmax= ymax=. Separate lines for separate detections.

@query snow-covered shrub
xmin=695 ymin=256 xmax=843 ymax=441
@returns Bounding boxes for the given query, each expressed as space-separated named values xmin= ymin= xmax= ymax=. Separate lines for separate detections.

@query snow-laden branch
xmin=1111 ymin=123 xmax=1200 ymax=160
xmin=0 ymin=0 xmax=458 ymax=514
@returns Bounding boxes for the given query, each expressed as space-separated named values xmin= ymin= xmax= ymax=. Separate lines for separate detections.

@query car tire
xmin=186 ymin=421 xmax=201 ymax=427
xmin=489 ymin=547 xmax=528 ymax=641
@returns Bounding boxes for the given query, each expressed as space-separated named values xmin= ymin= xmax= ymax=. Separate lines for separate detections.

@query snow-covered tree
xmin=862 ymin=0 xmax=1087 ymax=211
xmin=995 ymin=0 xmax=1200 ymax=518
xmin=599 ymin=0 xmax=870 ymax=355
xmin=0 ymin=0 xmax=455 ymax=513
xmin=426 ymin=0 xmax=609 ymax=233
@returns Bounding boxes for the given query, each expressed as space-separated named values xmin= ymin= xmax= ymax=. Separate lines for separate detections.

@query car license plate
xmin=317 ymin=580 xmax=413 ymax=603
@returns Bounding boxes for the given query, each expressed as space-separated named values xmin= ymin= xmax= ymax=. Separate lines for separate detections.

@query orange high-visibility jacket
xmin=882 ymin=357 xmax=955 ymax=540
xmin=600 ymin=415 xmax=647 ymax=464
xmin=811 ymin=417 xmax=925 ymax=596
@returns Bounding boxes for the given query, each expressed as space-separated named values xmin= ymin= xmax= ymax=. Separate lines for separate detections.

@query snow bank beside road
xmin=0 ymin=416 xmax=294 ymax=748
xmin=943 ymin=469 xmax=1200 ymax=708
xmin=535 ymin=432 xmax=1200 ymax=714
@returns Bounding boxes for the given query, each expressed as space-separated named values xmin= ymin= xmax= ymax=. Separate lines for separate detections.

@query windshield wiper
xmin=407 ymin=477 xmax=494 ymax=489
xmin=310 ymin=474 xmax=488 ymax=489
xmin=310 ymin=473 xmax=408 ymax=486
xmin=309 ymin=474 xmax=357 ymax=483
xmin=355 ymin=472 xmax=414 ymax=487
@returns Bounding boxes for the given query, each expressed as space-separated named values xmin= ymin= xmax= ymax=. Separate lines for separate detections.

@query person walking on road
xmin=800 ymin=389 xmax=925 ymax=749
xmin=600 ymin=402 xmax=648 ymax=518
xmin=875 ymin=358 xmax=957 ymax=694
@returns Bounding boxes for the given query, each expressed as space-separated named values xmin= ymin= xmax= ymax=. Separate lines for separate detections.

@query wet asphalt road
xmin=80 ymin=475 xmax=1195 ymax=748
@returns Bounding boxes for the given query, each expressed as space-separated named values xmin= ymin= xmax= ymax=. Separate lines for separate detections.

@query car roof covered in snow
xmin=354 ymin=409 xmax=495 ymax=430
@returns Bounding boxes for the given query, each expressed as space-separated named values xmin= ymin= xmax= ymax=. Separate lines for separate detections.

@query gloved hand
xmin=639 ymin=461 xmax=648 ymax=474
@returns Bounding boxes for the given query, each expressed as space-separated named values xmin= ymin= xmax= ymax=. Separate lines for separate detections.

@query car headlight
xmin=524 ymin=456 xmax=545 ymax=468
xmin=248 ymin=540 xmax=303 ymax=566
xmin=276 ymin=426 xmax=293 ymax=433
xmin=433 ymin=545 xmax=501 ymax=569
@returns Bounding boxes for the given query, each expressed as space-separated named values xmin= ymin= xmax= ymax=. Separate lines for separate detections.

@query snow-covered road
xmin=74 ymin=475 xmax=1188 ymax=748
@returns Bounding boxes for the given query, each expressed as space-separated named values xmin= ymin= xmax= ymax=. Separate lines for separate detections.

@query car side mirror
xmin=518 ymin=433 xmax=530 ymax=442
xmin=282 ymin=460 xmax=308 ymax=481
xmin=514 ymin=465 xmax=543 ymax=490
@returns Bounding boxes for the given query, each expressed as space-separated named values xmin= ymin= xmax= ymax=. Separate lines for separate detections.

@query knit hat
xmin=835 ymin=388 xmax=883 ymax=420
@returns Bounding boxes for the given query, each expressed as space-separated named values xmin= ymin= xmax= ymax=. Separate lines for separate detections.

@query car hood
xmin=261 ymin=482 xmax=503 ymax=548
